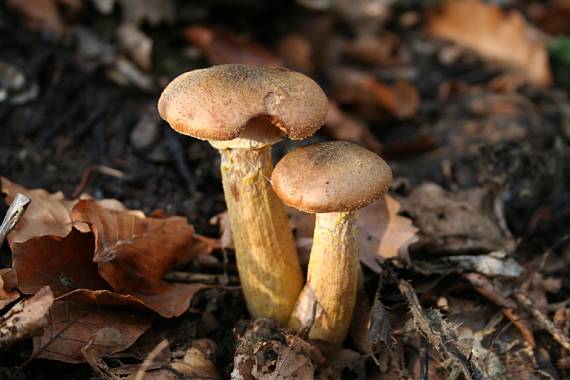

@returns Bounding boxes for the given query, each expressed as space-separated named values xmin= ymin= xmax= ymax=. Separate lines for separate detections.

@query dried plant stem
xmin=288 ymin=211 xmax=358 ymax=343
xmin=220 ymin=147 xmax=303 ymax=325
xmin=134 ymin=339 xmax=169 ymax=380
xmin=515 ymin=293 xmax=570 ymax=352
xmin=399 ymin=279 xmax=484 ymax=380
xmin=164 ymin=271 xmax=239 ymax=285
xmin=0 ymin=286 xmax=53 ymax=351
xmin=0 ymin=193 xmax=31 ymax=247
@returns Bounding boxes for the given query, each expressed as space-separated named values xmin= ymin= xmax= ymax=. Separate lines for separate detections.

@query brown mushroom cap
xmin=272 ymin=141 xmax=393 ymax=213
xmin=158 ymin=64 xmax=328 ymax=142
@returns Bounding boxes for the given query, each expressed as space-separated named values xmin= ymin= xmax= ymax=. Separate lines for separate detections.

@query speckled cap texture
xmin=158 ymin=64 xmax=328 ymax=141
xmin=271 ymin=141 xmax=393 ymax=213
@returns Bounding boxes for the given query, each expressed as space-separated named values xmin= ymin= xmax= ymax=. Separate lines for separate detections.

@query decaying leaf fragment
xmin=358 ymin=195 xmax=419 ymax=272
xmin=232 ymin=319 xmax=333 ymax=379
xmin=400 ymin=183 xmax=514 ymax=255
xmin=399 ymin=280 xmax=484 ymax=380
xmin=427 ymin=0 xmax=552 ymax=86
xmin=184 ymin=25 xmax=282 ymax=67
xmin=1 ymin=177 xmax=77 ymax=244
xmin=0 ymin=286 xmax=53 ymax=351
xmin=0 ymin=269 xmax=19 ymax=311
xmin=32 ymin=299 xmax=152 ymax=363
xmin=72 ymin=199 xmax=207 ymax=294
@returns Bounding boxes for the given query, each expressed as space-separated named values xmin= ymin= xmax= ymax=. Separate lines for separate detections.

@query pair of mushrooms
xmin=159 ymin=64 xmax=392 ymax=343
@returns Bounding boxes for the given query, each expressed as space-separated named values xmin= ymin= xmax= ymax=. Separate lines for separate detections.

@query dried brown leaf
xmin=325 ymin=102 xmax=383 ymax=154
xmin=400 ymin=183 xmax=514 ymax=255
xmin=32 ymin=299 xmax=152 ymax=363
xmin=0 ymin=269 xmax=20 ymax=311
xmin=12 ymin=206 xmax=208 ymax=317
xmin=6 ymin=0 xmax=68 ymax=35
xmin=12 ymin=229 xmax=109 ymax=296
xmin=117 ymin=23 xmax=153 ymax=71
xmin=184 ymin=26 xmax=282 ymax=67
xmin=0 ymin=286 xmax=53 ymax=351
xmin=427 ymin=0 xmax=551 ymax=86
xmin=72 ymin=199 xmax=209 ymax=294
xmin=331 ymin=67 xmax=419 ymax=119
xmin=358 ymin=195 xmax=419 ymax=272
xmin=232 ymin=319 xmax=333 ymax=379
xmin=1 ymin=177 xmax=77 ymax=244
xmin=92 ymin=0 xmax=174 ymax=26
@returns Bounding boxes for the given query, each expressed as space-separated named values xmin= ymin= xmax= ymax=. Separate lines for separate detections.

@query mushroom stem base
xmin=220 ymin=147 xmax=303 ymax=325
xmin=288 ymin=211 xmax=358 ymax=343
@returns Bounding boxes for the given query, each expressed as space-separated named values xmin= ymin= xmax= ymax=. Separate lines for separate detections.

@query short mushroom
xmin=271 ymin=141 xmax=392 ymax=343
xmin=158 ymin=64 xmax=328 ymax=324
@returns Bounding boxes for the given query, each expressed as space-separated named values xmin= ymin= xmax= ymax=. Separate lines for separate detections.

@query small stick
xmin=419 ymin=336 xmax=429 ymax=380
xmin=515 ymin=293 xmax=570 ymax=352
xmin=163 ymin=271 xmax=239 ymax=285
xmin=0 ymin=193 xmax=31 ymax=247
xmin=134 ymin=339 xmax=169 ymax=380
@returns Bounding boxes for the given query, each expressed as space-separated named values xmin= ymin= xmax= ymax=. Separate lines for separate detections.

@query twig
xmin=0 ymin=193 xmax=31 ymax=247
xmin=163 ymin=271 xmax=239 ymax=285
xmin=134 ymin=339 xmax=169 ymax=380
xmin=399 ymin=279 xmax=484 ymax=380
xmin=419 ymin=336 xmax=428 ymax=380
xmin=515 ymin=293 xmax=570 ymax=352
xmin=0 ymin=287 xmax=53 ymax=351
xmin=72 ymin=164 xmax=124 ymax=198
xmin=165 ymin=130 xmax=197 ymax=194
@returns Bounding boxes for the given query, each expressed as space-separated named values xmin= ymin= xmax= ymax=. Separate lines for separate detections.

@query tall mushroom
xmin=158 ymin=64 xmax=328 ymax=324
xmin=271 ymin=141 xmax=393 ymax=342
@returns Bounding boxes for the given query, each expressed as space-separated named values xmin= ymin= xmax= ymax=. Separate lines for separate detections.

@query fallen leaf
xmin=9 ymin=193 xmax=211 ymax=318
xmin=0 ymin=286 xmax=53 ymax=351
xmin=277 ymin=34 xmax=315 ymax=74
xmin=365 ymin=78 xmax=419 ymax=119
xmin=535 ymin=0 xmax=570 ymax=35
xmin=72 ymin=199 xmax=208 ymax=294
xmin=399 ymin=183 xmax=515 ymax=255
xmin=427 ymin=0 xmax=552 ymax=86
xmin=92 ymin=0 xmax=174 ymax=26
xmin=61 ymin=286 xmax=205 ymax=319
xmin=358 ymin=195 xmax=419 ymax=272
xmin=330 ymin=67 xmax=419 ymax=119
xmin=1 ymin=177 xmax=77 ymax=244
xmin=13 ymin=229 xmax=206 ymax=319
xmin=32 ymin=299 xmax=152 ymax=363
xmin=325 ymin=102 xmax=383 ymax=154
xmin=0 ymin=269 xmax=20 ymax=310
xmin=184 ymin=25 xmax=282 ymax=67
xmin=117 ymin=23 xmax=153 ymax=71
xmin=209 ymin=211 xmax=233 ymax=250
xmin=413 ymin=251 xmax=524 ymax=278
xmin=232 ymin=318 xmax=334 ymax=379
xmin=12 ymin=229 xmax=109 ymax=296
xmin=6 ymin=0 xmax=79 ymax=36
xmin=115 ymin=339 xmax=222 ymax=380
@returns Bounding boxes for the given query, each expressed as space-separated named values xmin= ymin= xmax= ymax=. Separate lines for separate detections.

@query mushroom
xmin=271 ymin=141 xmax=392 ymax=343
xmin=158 ymin=64 xmax=328 ymax=324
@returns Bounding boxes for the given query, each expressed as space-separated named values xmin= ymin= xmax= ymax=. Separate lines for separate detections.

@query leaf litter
xmin=1 ymin=0 xmax=570 ymax=377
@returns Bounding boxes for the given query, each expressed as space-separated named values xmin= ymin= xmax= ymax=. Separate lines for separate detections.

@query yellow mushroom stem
xmin=288 ymin=211 xmax=358 ymax=343
xmin=219 ymin=146 xmax=303 ymax=325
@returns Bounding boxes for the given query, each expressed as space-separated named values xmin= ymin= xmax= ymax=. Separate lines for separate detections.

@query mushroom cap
xmin=272 ymin=141 xmax=393 ymax=213
xmin=158 ymin=64 xmax=328 ymax=142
